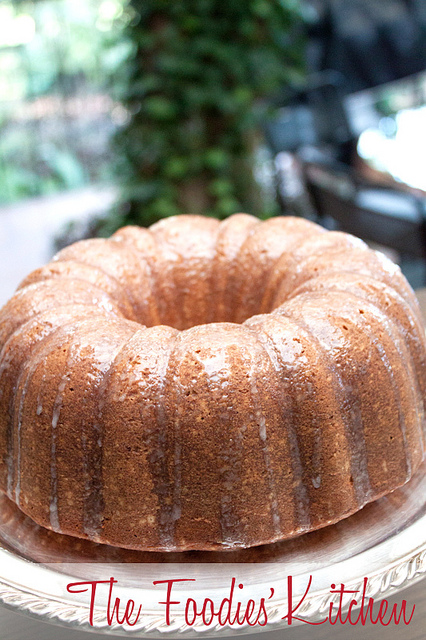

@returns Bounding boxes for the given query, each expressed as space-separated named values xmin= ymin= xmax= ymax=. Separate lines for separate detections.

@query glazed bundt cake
xmin=0 ymin=214 xmax=425 ymax=551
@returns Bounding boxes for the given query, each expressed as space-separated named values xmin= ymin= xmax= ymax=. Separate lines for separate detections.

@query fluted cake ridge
xmin=0 ymin=214 xmax=424 ymax=551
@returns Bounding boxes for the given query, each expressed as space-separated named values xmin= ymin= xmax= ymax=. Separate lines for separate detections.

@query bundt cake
xmin=0 ymin=214 xmax=424 ymax=551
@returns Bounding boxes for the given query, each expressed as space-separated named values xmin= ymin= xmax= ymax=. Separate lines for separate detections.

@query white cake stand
xmin=0 ymin=462 xmax=425 ymax=637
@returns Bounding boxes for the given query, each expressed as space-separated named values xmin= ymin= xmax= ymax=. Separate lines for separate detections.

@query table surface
xmin=0 ymin=201 xmax=424 ymax=638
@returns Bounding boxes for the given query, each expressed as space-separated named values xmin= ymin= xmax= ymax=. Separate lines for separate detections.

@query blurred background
xmin=1 ymin=0 xmax=426 ymax=306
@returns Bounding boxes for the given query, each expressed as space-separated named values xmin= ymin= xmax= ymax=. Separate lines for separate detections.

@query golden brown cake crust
xmin=0 ymin=214 xmax=425 ymax=551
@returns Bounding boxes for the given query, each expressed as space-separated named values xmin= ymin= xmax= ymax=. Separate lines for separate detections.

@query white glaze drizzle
xmin=0 ymin=344 xmax=17 ymax=497
xmin=3 ymin=312 xmax=69 ymax=500
xmin=342 ymin=292 xmax=425 ymax=475
xmin=76 ymin=325 xmax=136 ymax=539
xmin=50 ymin=373 xmax=68 ymax=532
xmin=275 ymin=308 xmax=373 ymax=507
xmin=13 ymin=340 xmax=53 ymax=504
xmin=153 ymin=330 xmax=180 ymax=549
xmin=247 ymin=321 xmax=311 ymax=532
xmin=248 ymin=358 xmax=282 ymax=536
xmin=195 ymin=342 xmax=246 ymax=546
xmin=13 ymin=328 xmax=69 ymax=509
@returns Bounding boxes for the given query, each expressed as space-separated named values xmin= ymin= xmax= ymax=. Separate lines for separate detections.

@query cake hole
xmin=131 ymin=256 xmax=298 ymax=329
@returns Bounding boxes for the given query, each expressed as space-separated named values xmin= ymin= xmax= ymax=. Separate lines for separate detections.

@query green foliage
xmin=0 ymin=0 xmax=127 ymax=204
xmin=110 ymin=0 xmax=305 ymax=228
